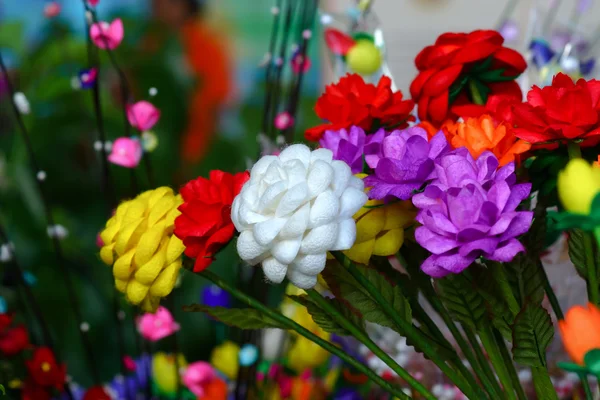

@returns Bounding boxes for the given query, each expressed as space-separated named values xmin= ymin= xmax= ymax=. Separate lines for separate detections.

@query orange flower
xmin=559 ymin=303 xmax=600 ymax=365
xmin=443 ymin=114 xmax=531 ymax=166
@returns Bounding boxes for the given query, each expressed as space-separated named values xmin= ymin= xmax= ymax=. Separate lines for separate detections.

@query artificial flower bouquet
xmin=95 ymin=27 xmax=600 ymax=399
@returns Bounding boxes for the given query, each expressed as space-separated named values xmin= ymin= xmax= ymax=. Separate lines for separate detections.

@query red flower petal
xmin=410 ymin=69 xmax=436 ymax=99
xmin=428 ymin=92 xmax=450 ymax=124
xmin=422 ymin=64 xmax=463 ymax=97
xmin=493 ymin=47 xmax=527 ymax=74
xmin=324 ymin=28 xmax=355 ymax=56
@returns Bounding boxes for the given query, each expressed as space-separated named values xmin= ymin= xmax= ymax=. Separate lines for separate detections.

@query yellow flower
xmin=99 ymin=187 xmax=185 ymax=312
xmin=285 ymin=305 xmax=330 ymax=372
xmin=152 ymin=352 xmax=187 ymax=395
xmin=343 ymin=175 xmax=416 ymax=265
xmin=210 ymin=340 xmax=239 ymax=379
xmin=558 ymin=159 xmax=600 ymax=215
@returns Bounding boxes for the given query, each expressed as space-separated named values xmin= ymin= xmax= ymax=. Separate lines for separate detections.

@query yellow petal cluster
xmin=557 ymin=159 xmax=600 ymax=215
xmin=99 ymin=187 xmax=185 ymax=312
xmin=343 ymin=175 xmax=416 ymax=265
xmin=210 ymin=341 xmax=239 ymax=379
xmin=152 ymin=352 xmax=187 ymax=395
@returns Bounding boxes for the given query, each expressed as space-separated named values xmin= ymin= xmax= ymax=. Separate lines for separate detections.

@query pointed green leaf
xmin=531 ymin=367 xmax=559 ymax=400
xmin=506 ymin=254 xmax=545 ymax=306
xmin=569 ymin=228 xmax=591 ymax=279
xmin=511 ymin=303 xmax=554 ymax=367
xmin=436 ymin=274 xmax=486 ymax=329
xmin=288 ymin=294 xmax=365 ymax=335
xmin=321 ymin=261 xmax=412 ymax=333
xmin=183 ymin=305 xmax=286 ymax=329
xmin=557 ymin=361 xmax=589 ymax=374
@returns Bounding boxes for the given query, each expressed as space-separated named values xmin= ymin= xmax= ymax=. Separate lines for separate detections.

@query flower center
xmin=41 ymin=362 xmax=51 ymax=372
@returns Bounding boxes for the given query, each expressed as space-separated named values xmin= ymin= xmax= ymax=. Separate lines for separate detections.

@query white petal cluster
xmin=232 ymin=144 xmax=367 ymax=289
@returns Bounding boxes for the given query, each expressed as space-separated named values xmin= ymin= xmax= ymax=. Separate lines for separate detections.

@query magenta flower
xmin=127 ymin=101 xmax=160 ymax=131
xmin=108 ymin=137 xmax=142 ymax=168
xmin=319 ymin=126 xmax=366 ymax=173
xmin=412 ymin=150 xmax=533 ymax=278
xmin=44 ymin=2 xmax=61 ymax=18
xmin=90 ymin=19 xmax=124 ymax=50
xmin=136 ymin=306 xmax=180 ymax=342
xmin=364 ymin=127 xmax=450 ymax=201
xmin=182 ymin=362 xmax=216 ymax=397
xmin=89 ymin=0 xmax=100 ymax=5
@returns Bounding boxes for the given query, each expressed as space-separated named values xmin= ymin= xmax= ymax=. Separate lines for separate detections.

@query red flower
xmin=512 ymin=73 xmax=600 ymax=145
xmin=175 ymin=170 xmax=249 ymax=272
xmin=410 ymin=30 xmax=526 ymax=125
xmin=83 ymin=386 xmax=111 ymax=400
xmin=21 ymin=380 xmax=50 ymax=400
xmin=0 ymin=313 xmax=13 ymax=331
xmin=305 ymin=74 xmax=415 ymax=141
xmin=0 ymin=325 xmax=29 ymax=356
xmin=26 ymin=347 xmax=66 ymax=390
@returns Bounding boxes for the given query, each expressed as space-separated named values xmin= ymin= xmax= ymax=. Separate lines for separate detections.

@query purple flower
xmin=319 ymin=126 xmax=366 ymax=173
xmin=412 ymin=150 xmax=533 ymax=278
xmin=363 ymin=127 xmax=387 ymax=168
xmin=364 ymin=128 xmax=450 ymax=201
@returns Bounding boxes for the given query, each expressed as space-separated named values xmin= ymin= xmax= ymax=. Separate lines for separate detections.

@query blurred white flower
xmin=232 ymin=144 xmax=367 ymax=289
xmin=13 ymin=92 xmax=30 ymax=115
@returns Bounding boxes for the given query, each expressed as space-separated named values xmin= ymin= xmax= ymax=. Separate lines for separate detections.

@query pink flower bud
xmin=90 ymin=18 xmax=124 ymax=50
xmin=127 ymin=101 xmax=161 ymax=131
xmin=108 ymin=137 xmax=142 ymax=168
xmin=44 ymin=2 xmax=61 ymax=18
xmin=136 ymin=306 xmax=180 ymax=342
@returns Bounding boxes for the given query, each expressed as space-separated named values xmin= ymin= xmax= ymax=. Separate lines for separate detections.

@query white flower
xmin=13 ymin=92 xmax=30 ymax=115
xmin=231 ymin=144 xmax=367 ymax=289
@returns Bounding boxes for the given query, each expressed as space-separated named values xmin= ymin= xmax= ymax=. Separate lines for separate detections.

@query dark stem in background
xmin=83 ymin=19 xmax=134 ymax=399
xmin=0 ymin=223 xmax=75 ymax=400
xmin=283 ymin=0 xmax=318 ymax=143
xmin=81 ymin=2 xmax=155 ymax=189
xmin=260 ymin=0 xmax=283 ymax=136
xmin=267 ymin=0 xmax=297 ymax=139
xmin=0 ymin=52 xmax=100 ymax=385
xmin=166 ymin=295 xmax=181 ymax=399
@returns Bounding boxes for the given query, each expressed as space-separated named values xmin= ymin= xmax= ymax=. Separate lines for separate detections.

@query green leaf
xmin=287 ymin=294 xmax=365 ymax=335
xmin=476 ymin=68 xmax=520 ymax=82
xmin=0 ymin=22 xmax=25 ymax=57
xmin=469 ymin=56 xmax=494 ymax=73
xmin=436 ymin=274 xmax=486 ymax=329
xmin=569 ymin=228 xmax=592 ymax=279
xmin=511 ymin=303 xmax=554 ymax=367
xmin=557 ymin=361 xmax=589 ymax=375
xmin=183 ymin=305 xmax=286 ymax=329
xmin=506 ymin=254 xmax=545 ymax=306
xmin=470 ymin=266 xmax=517 ymax=340
xmin=525 ymin=201 xmax=548 ymax=258
xmin=448 ymin=75 xmax=469 ymax=104
xmin=321 ymin=262 xmax=411 ymax=333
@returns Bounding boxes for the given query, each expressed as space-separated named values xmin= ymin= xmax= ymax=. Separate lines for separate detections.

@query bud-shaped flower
xmin=558 ymin=158 xmax=600 ymax=215
xmin=231 ymin=144 xmax=368 ymax=289
xmin=344 ymin=175 xmax=416 ymax=264
xmin=559 ymin=303 xmax=600 ymax=365
xmin=99 ymin=187 xmax=185 ymax=311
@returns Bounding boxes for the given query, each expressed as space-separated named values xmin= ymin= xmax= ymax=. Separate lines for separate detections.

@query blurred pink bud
xmin=123 ymin=355 xmax=136 ymax=372
xmin=291 ymin=51 xmax=311 ymax=74
xmin=127 ymin=101 xmax=160 ymax=131
xmin=182 ymin=361 xmax=216 ymax=397
xmin=108 ymin=137 xmax=142 ymax=168
xmin=96 ymin=233 xmax=104 ymax=248
xmin=90 ymin=18 xmax=124 ymax=50
xmin=274 ymin=112 xmax=293 ymax=130
xmin=137 ymin=306 xmax=180 ymax=342
xmin=44 ymin=2 xmax=61 ymax=18
xmin=89 ymin=0 xmax=100 ymax=5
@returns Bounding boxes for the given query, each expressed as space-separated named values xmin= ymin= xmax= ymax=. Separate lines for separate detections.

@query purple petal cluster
xmin=319 ymin=126 xmax=366 ymax=174
xmin=364 ymin=127 xmax=450 ymax=201
xmin=412 ymin=149 xmax=533 ymax=278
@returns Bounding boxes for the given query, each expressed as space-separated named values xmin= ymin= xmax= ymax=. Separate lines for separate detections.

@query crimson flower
xmin=305 ymin=74 xmax=415 ymax=141
xmin=83 ymin=386 xmax=111 ymax=400
xmin=0 ymin=325 xmax=29 ymax=356
xmin=21 ymin=380 xmax=50 ymax=400
xmin=512 ymin=73 xmax=600 ymax=145
xmin=26 ymin=347 xmax=66 ymax=390
xmin=175 ymin=170 xmax=249 ymax=272
xmin=410 ymin=30 xmax=526 ymax=125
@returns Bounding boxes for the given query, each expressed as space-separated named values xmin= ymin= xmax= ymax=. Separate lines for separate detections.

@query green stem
xmin=567 ymin=141 xmax=582 ymax=159
xmin=579 ymin=373 xmax=593 ymax=400
xmin=464 ymin=327 xmax=505 ymax=399
xmin=334 ymin=253 xmax=482 ymax=399
xmin=583 ymin=231 xmax=599 ymax=306
xmin=538 ymin=260 xmax=564 ymax=319
xmin=491 ymin=264 xmax=520 ymax=315
xmin=469 ymin=79 xmax=485 ymax=105
xmin=305 ymin=289 xmax=432 ymax=400
xmin=594 ymin=227 xmax=600 ymax=252
xmin=492 ymin=328 xmax=527 ymax=400
xmin=531 ymin=367 xmax=559 ymax=400
xmin=198 ymin=270 xmax=409 ymax=399
xmin=478 ymin=324 xmax=517 ymax=400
